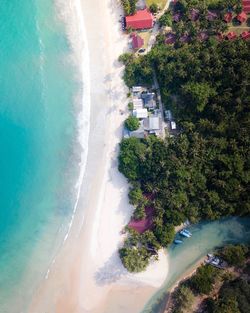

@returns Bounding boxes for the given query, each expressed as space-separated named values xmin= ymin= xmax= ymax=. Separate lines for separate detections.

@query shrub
xmin=125 ymin=115 xmax=140 ymax=131
xmin=119 ymin=246 xmax=150 ymax=272
xmin=149 ymin=3 xmax=158 ymax=13
xmin=221 ymin=244 xmax=248 ymax=267
xmin=190 ymin=265 xmax=219 ymax=294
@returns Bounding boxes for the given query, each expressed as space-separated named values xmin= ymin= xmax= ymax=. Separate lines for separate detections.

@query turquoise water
xmin=0 ymin=0 xmax=82 ymax=311
xmin=142 ymin=217 xmax=250 ymax=313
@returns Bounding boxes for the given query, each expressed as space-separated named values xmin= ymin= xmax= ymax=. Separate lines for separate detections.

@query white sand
xmin=28 ymin=1 xmax=168 ymax=312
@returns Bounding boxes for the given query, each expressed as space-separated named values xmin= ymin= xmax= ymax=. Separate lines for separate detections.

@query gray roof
xmin=144 ymin=116 xmax=161 ymax=131
xmin=141 ymin=92 xmax=156 ymax=109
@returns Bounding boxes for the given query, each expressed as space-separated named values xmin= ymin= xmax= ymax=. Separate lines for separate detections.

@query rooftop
xmin=125 ymin=9 xmax=153 ymax=30
xmin=133 ymin=108 xmax=148 ymax=119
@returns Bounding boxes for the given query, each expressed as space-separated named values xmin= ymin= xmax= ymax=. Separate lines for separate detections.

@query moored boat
xmin=174 ymin=239 xmax=183 ymax=244
xmin=180 ymin=229 xmax=191 ymax=238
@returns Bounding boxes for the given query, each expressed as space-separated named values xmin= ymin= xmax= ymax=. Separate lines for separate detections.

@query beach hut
xmin=223 ymin=12 xmax=233 ymax=23
xmin=236 ymin=11 xmax=247 ymax=23
xmin=133 ymin=108 xmax=148 ymax=119
xmin=243 ymin=0 xmax=250 ymax=13
xmin=125 ymin=9 xmax=153 ymax=30
xmin=207 ymin=11 xmax=217 ymax=21
xmin=241 ymin=31 xmax=250 ymax=40
xmin=225 ymin=31 xmax=237 ymax=40
xmin=189 ymin=8 xmax=199 ymax=21
xmin=131 ymin=33 xmax=144 ymax=50
xmin=165 ymin=32 xmax=176 ymax=44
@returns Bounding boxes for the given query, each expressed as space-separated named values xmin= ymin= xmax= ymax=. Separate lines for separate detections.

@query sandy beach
xmin=27 ymin=0 xmax=168 ymax=312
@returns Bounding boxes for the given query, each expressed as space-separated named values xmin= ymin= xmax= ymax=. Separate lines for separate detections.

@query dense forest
xmin=118 ymin=0 xmax=250 ymax=272
xmin=168 ymin=244 xmax=250 ymax=313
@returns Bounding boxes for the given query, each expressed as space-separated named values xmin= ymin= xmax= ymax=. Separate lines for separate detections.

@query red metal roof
xmin=241 ymin=31 xmax=250 ymax=40
xmin=237 ymin=11 xmax=247 ymax=23
xmin=243 ymin=0 xmax=250 ymax=12
xmin=224 ymin=12 xmax=233 ymax=23
xmin=126 ymin=9 xmax=153 ymax=30
xmin=225 ymin=31 xmax=237 ymax=40
xmin=131 ymin=33 xmax=144 ymax=49
xmin=128 ymin=206 xmax=154 ymax=234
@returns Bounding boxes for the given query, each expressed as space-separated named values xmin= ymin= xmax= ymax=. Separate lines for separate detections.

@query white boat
xmin=179 ymin=230 xmax=191 ymax=238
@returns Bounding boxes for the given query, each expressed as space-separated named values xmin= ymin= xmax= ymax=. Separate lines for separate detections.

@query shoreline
xmin=27 ymin=0 xmax=169 ymax=312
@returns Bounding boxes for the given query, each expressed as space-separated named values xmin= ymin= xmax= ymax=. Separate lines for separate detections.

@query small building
xmin=170 ymin=121 xmax=176 ymax=130
xmin=223 ymin=12 xmax=233 ymax=23
xmin=241 ymin=31 xmax=250 ymax=40
xmin=189 ymin=8 xmax=199 ymax=21
xmin=141 ymin=92 xmax=156 ymax=109
xmin=173 ymin=12 xmax=181 ymax=22
xmin=237 ymin=11 xmax=247 ymax=23
xmin=243 ymin=0 xmax=250 ymax=13
xmin=207 ymin=10 xmax=217 ymax=21
xmin=125 ymin=9 xmax=153 ymax=30
xmin=180 ymin=34 xmax=190 ymax=43
xmin=198 ymin=31 xmax=209 ymax=41
xmin=132 ymin=86 xmax=143 ymax=98
xmin=132 ymin=86 xmax=142 ymax=93
xmin=133 ymin=98 xmax=144 ymax=110
xmin=165 ymin=110 xmax=173 ymax=121
xmin=225 ymin=31 xmax=237 ymax=40
xmin=131 ymin=33 xmax=144 ymax=50
xmin=165 ymin=32 xmax=176 ymax=44
xmin=133 ymin=108 xmax=148 ymax=119
xmin=143 ymin=115 xmax=162 ymax=136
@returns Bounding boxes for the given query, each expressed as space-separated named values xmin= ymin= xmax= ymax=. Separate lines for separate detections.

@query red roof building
xmin=125 ymin=9 xmax=153 ymax=30
xmin=128 ymin=206 xmax=154 ymax=234
xmin=165 ymin=32 xmax=176 ymax=44
xmin=131 ymin=33 xmax=144 ymax=49
xmin=236 ymin=11 xmax=247 ymax=23
xmin=225 ymin=31 xmax=237 ymax=40
xmin=241 ymin=31 xmax=250 ymax=40
xmin=224 ymin=12 xmax=233 ymax=23
xmin=243 ymin=0 xmax=250 ymax=13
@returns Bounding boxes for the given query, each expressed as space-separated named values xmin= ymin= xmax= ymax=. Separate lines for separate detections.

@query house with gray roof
xmin=141 ymin=92 xmax=156 ymax=110
xmin=143 ymin=113 xmax=162 ymax=137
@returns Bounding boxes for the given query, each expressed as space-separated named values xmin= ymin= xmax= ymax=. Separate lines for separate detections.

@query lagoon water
xmin=142 ymin=217 xmax=250 ymax=313
xmin=0 ymin=0 xmax=86 ymax=311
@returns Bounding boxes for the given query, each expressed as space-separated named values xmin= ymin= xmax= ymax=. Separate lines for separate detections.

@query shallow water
xmin=0 ymin=0 xmax=85 ymax=311
xmin=142 ymin=217 xmax=250 ymax=313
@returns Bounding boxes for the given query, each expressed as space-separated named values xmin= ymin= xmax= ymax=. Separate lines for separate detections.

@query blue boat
xmin=180 ymin=229 xmax=191 ymax=238
xmin=174 ymin=239 xmax=183 ymax=244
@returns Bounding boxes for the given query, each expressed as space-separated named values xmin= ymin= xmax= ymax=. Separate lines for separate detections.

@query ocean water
xmin=0 ymin=0 xmax=88 ymax=311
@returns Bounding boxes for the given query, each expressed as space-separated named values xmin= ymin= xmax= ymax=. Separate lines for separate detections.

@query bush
xmin=128 ymin=102 xmax=133 ymax=110
xmin=174 ymin=285 xmax=194 ymax=313
xmin=221 ymin=244 xmax=248 ymax=267
xmin=149 ymin=3 xmax=158 ymax=13
xmin=125 ymin=115 xmax=140 ymax=131
xmin=133 ymin=205 xmax=146 ymax=220
xmin=119 ymin=246 xmax=150 ymax=272
xmin=159 ymin=11 xmax=172 ymax=27
xmin=190 ymin=265 xmax=219 ymax=294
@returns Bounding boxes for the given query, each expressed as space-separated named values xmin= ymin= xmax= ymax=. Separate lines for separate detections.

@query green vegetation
xmin=159 ymin=11 xmax=172 ymax=27
xmin=118 ymin=0 xmax=250 ymax=273
xmin=149 ymin=3 xmax=159 ymax=14
xmin=119 ymin=230 xmax=160 ymax=272
xmin=124 ymin=115 xmax=140 ymax=131
xmin=190 ymin=265 xmax=219 ymax=294
xmin=146 ymin=0 xmax=167 ymax=10
xmin=169 ymin=244 xmax=250 ymax=313
xmin=121 ymin=0 xmax=137 ymax=16
xmin=173 ymin=285 xmax=194 ymax=313
xmin=220 ymin=244 xmax=249 ymax=267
